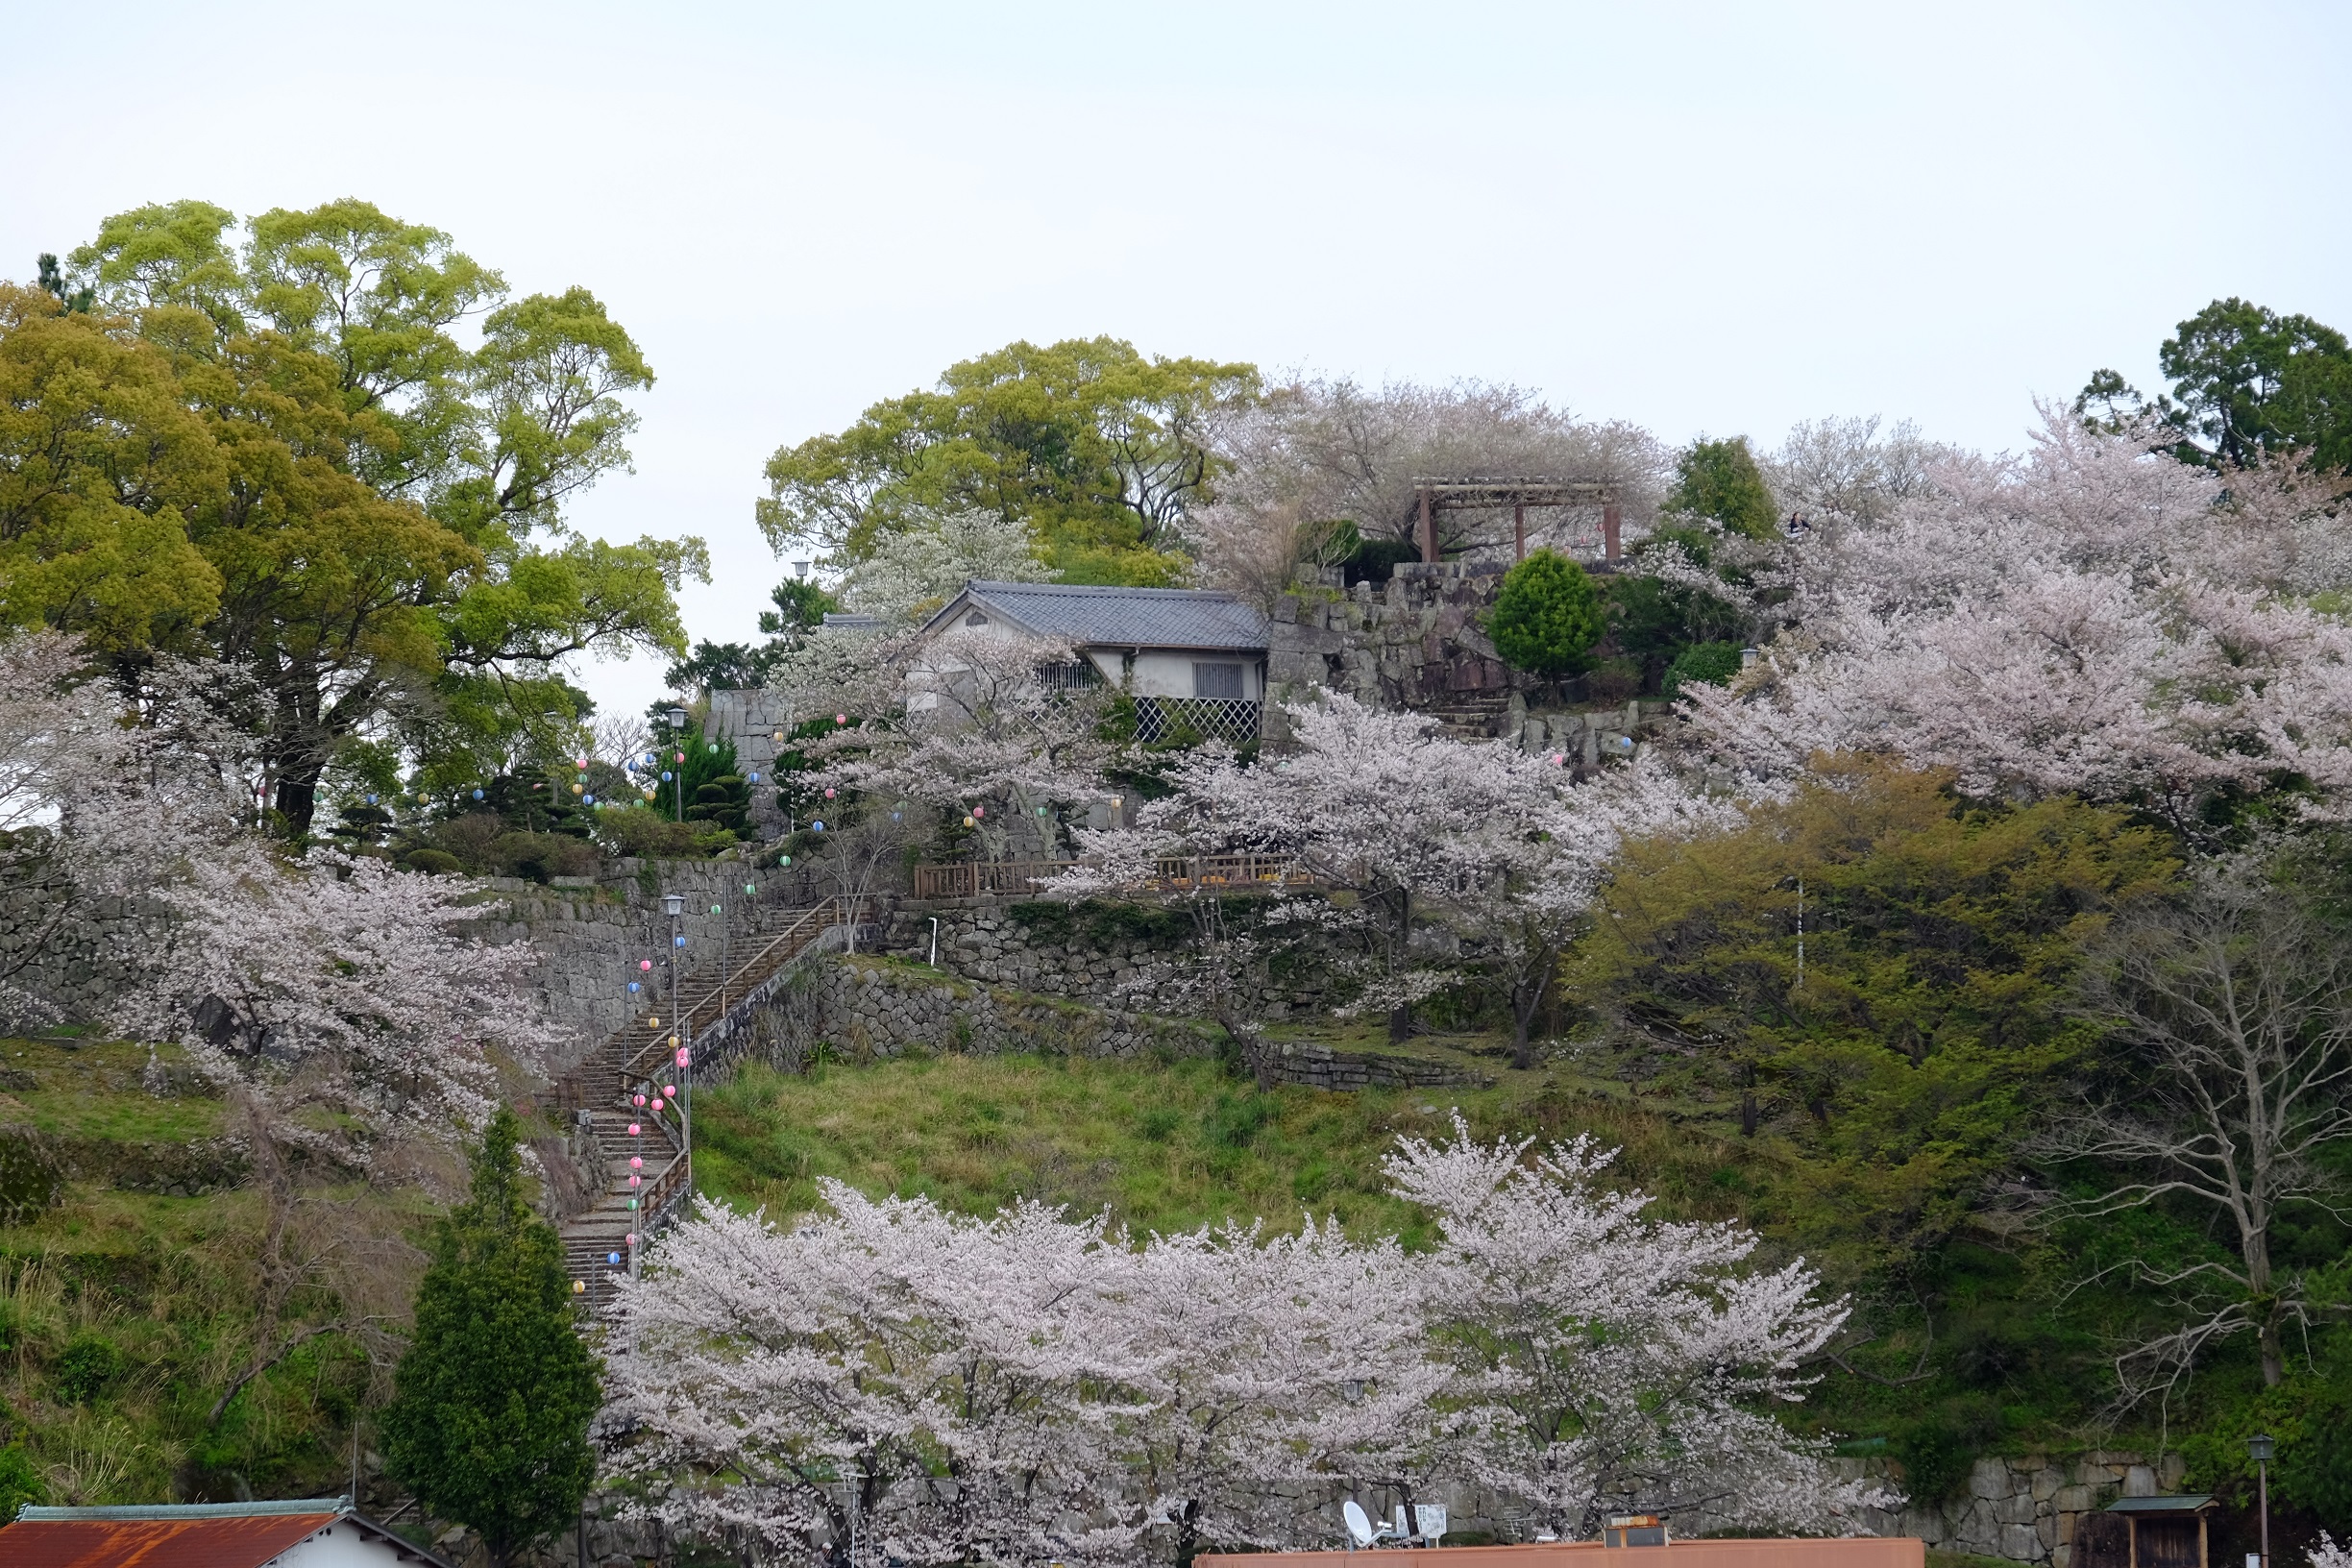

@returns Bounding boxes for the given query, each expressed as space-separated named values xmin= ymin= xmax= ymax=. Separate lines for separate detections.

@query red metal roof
xmin=0 ymin=1512 xmax=340 ymax=1568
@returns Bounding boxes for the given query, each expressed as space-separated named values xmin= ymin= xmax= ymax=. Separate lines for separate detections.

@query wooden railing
xmin=912 ymin=854 xmax=1312 ymax=900
xmin=614 ymin=896 xmax=866 ymax=1089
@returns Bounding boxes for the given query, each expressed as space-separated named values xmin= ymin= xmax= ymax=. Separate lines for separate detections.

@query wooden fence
xmin=912 ymin=854 xmax=1311 ymax=900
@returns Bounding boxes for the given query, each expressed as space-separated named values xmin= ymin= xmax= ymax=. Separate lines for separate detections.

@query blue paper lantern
xmin=472 ymin=789 xmax=483 ymax=800
xmin=747 ymin=771 xmax=760 ymax=782
xmin=628 ymin=981 xmax=641 ymax=993
xmin=365 ymin=793 xmax=378 ymax=805
xmin=661 ymin=770 xmax=673 ymax=781
xmin=584 ymin=794 xmax=595 ymax=804
xmin=607 ymin=1252 xmax=621 ymax=1265
xmin=812 ymin=820 xmax=824 ymax=832
xmin=674 ymin=934 xmax=686 ymax=947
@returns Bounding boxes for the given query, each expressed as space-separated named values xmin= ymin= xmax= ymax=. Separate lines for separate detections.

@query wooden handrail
xmin=912 ymin=854 xmax=1314 ymax=900
xmin=614 ymin=895 xmax=864 ymax=1089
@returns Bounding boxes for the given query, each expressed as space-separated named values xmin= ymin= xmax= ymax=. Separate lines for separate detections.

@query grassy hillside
xmin=0 ymin=1035 xmax=392 ymax=1510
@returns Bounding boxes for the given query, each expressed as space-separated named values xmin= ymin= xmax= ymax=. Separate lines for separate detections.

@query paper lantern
xmin=674 ymin=934 xmax=686 ymax=946
xmin=633 ymin=1092 xmax=647 ymax=1107
xmin=607 ymin=1252 xmax=621 ymax=1264
xmin=674 ymin=751 xmax=684 ymax=763
xmin=627 ymin=981 xmax=640 ymax=993
xmin=365 ymin=794 xmax=378 ymax=805
xmin=628 ymin=1174 xmax=640 ymax=1188
xmin=744 ymin=883 xmax=755 ymax=895
xmin=661 ymin=770 xmax=673 ymax=781
xmin=472 ymin=789 xmax=483 ymax=800
xmin=576 ymin=757 xmax=589 ymax=770
xmin=585 ymin=794 xmax=596 ymax=804
xmin=779 ymin=854 xmax=791 ymax=866
xmin=812 ymin=820 xmax=824 ymax=832
xmin=572 ymin=784 xmax=584 ymax=796
xmin=747 ymin=770 xmax=760 ymax=782
xmin=823 ymin=787 xmax=836 ymax=799
xmin=972 ymin=805 xmax=985 ymax=819
xmin=664 ymin=1083 xmax=676 ymax=1097
xmin=834 ymin=713 xmax=846 ymax=724
xmin=630 ymin=1155 xmax=643 ymax=1168
xmin=674 ymin=1047 xmax=691 ymax=1067
xmin=963 ymin=815 xmax=974 ymax=828
xmin=625 ymin=1233 xmax=637 ymax=1246
xmin=650 ymin=1096 xmax=664 ymax=1111
xmin=573 ymin=1279 xmax=585 ymax=1294
xmin=640 ymin=960 xmax=652 ymax=971
xmin=628 ymin=1122 xmax=641 ymax=1136
xmin=710 ymin=904 xmax=721 ymax=915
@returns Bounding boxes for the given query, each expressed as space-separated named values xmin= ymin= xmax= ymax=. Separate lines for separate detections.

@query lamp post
xmin=662 ymin=893 xmax=688 ymax=1198
xmin=666 ymin=707 xmax=688 ymax=823
xmin=2248 ymin=1433 xmax=2274 ymax=1568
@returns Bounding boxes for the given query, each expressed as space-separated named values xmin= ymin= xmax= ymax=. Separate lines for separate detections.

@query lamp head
xmin=2248 ymin=1432 xmax=2276 ymax=1462
xmin=667 ymin=706 xmax=687 ymax=728
xmin=662 ymin=893 xmax=685 ymax=918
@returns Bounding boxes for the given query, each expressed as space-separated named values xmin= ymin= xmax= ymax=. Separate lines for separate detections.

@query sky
xmin=7 ymin=0 xmax=2349 ymax=720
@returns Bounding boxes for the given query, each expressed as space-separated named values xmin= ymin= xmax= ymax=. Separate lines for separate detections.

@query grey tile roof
xmin=936 ymin=580 xmax=1270 ymax=651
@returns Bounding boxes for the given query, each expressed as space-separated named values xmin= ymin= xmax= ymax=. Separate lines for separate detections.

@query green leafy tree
xmin=1664 ymin=435 xmax=1779 ymax=539
xmin=1572 ymin=756 xmax=2175 ymax=1283
xmin=758 ymin=336 xmax=1259 ymax=583
xmin=12 ymin=199 xmax=709 ymax=836
xmin=1486 ymin=548 xmax=1603 ymax=678
xmin=2155 ymin=298 xmax=2352 ymax=470
xmin=1662 ymin=640 xmax=1743 ymax=696
xmin=380 ymin=1110 xmax=600 ymax=1568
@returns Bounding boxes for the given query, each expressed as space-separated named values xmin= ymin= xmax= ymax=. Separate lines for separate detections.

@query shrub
xmin=490 ymin=832 xmax=600 ymax=883
xmin=54 ymin=1335 xmax=127 ymax=1404
xmin=402 ymin=848 xmax=465 ymax=876
xmin=1663 ymin=641 xmax=1745 ymax=696
xmin=0 ymin=1445 xmax=42 ymax=1518
xmin=1583 ymin=657 xmax=1644 ymax=705
xmin=595 ymin=806 xmax=702 ymax=860
xmin=1891 ymin=1393 xmax=2002 ymax=1503
xmin=1664 ymin=435 xmax=1779 ymax=540
xmin=1488 ymin=550 xmax=1604 ymax=678
xmin=1343 ymin=533 xmax=1420 ymax=587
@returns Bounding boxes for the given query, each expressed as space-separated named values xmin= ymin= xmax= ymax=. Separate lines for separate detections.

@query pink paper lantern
xmin=664 ymin=1083 xmax=676 ymax=1097
xmin=634 ymin=1093 xmax=647 ymax=1107
xmin=823 ymin=787 xmax=836 ymax=798
xmin=629 ymin=1173 xmax=640 ymax=1187
xmin=972 ymin=805 xmax=985 ymax=819
xmin=674 ymin=1047 xmax=690 ymax=1067
xmin=629 ymin=1155 xmax=643 ymax=1169
xmin=625 ymin=1233 xmax=637 ymax=1246
xmin=639 ymin=960 xmax=652 ymax=971
xmin=650 ymin=1096 xmax=664 ymax=1112
xmin=628 ymin=1122 xmax=641 ymax=1136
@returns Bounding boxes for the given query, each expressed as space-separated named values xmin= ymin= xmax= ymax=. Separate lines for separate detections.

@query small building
xmin=914 ymin=580 xmax=1272 ymax=745
xmin=2072 ymin=1495 xmax=2217 ymax=1568
xmin=0 ymin=1498 xmax=453 ymax=1568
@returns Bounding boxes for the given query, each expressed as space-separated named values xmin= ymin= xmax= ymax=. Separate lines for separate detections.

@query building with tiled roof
xmin=914 ymin=580 xmax=1272 ymax=745
xmin=0 ymin=1498 xmax=453 ymax=1568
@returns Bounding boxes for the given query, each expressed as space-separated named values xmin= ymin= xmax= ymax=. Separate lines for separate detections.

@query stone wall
xmin=871 ymin=898 xmax=1347 ymax=1020
xmin=0 ymin=883 xmax=155 ymax=1032
xmin=1265 ymin=562 xmax=1678 ymax=753
xmin=464 ymin=856 xmax=834 ymax=1067
xmin=733 ymin=953 xmax=1220 ymax=1067
xmin=1845 ymin=1450 xmax=2188 ymax=1568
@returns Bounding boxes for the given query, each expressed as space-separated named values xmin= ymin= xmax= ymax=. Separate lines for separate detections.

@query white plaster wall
xmin=271 ymin=1524 xmax=417 ymax=1568
xmin=1115 ymin=649 xmax=1262 ymax=698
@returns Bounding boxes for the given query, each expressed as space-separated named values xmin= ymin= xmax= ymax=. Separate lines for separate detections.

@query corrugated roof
xmin=929 ymin=581 xmax=1270 ymax=652
xmin=2105 ymin=1495 xmax=2215 ymax=1513
xmin=3 ymin=1501 xmax=453 ymax=1568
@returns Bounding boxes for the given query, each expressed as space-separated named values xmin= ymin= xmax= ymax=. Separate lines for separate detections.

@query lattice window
xmin=1191 ymin=661 xmax=1245 ymax=699
xmin=1135 ymin=696 xmax=1262 ymax=746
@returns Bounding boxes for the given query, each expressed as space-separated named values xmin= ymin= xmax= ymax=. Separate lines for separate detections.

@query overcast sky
xmin=8 ymin=1 xmax=2347 ymax=720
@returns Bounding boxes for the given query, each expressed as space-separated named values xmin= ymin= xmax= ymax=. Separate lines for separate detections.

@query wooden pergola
xmin=1410 ymin=477 xmax=1624 ymax=564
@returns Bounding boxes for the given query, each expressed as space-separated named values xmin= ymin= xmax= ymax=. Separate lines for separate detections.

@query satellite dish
xmin=1343 ymin=1501 xmax=1377 ymax=1547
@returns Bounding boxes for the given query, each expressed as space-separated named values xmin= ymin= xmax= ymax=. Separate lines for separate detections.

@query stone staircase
xmin=1420 ymin=693 xmax=1514 ymax=740
xmin=552 ymin=896 xmax=866 ymax=1305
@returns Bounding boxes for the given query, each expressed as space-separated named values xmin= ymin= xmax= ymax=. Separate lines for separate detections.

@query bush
xmin=1665 ymin=436 xmax=1779 ymax=540
xmin=53 ymin=1335 xmax=127 ymax=1405
xmin=402 ymin=848 xmax=465 ymax=876
xmin=1343 ymin=533 xmax=1421 ymax=587
xmin=490 ymin=832 xmax=600 ymax=883
xmin=0 ymin=1445 xmax=42 ymax=1518
xmin=1583 ymin=657 xmax=1644 ymax=705
xmin=1891 ymin=1393 xmax=2002 ymax=1504
xmin=1663 ymin=641 xmax=1745 ymax=696
xmin=594 ymin=805 xmax=702 ymax=861
xmin=1488 ymin=550 xmax=1604 ymax=678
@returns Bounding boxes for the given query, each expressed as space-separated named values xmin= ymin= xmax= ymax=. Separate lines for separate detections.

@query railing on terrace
xmin=912 ymin=853 xmax=1312 ymax=900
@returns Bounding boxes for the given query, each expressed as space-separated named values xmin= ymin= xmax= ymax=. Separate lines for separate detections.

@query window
xmin=1035 ymin=659 xmax=1101 ymax=690
xmin=965 ymin=611 xmax=990 ymax=627
xmin=1192 ymin=662 xmax=1244 ymax=699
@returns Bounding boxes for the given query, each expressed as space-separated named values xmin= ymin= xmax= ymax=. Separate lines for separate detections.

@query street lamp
xmin=793 ymin=559 xmax=810 ymax=580
xmin=666 ymin=707 xmax=688 ymax=822
xmin=2248 ymin=1433 xmax=2274 ymax=1568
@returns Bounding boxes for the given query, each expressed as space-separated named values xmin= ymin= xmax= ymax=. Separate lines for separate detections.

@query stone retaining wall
xmin=1845 ymin=1450 xmax=2187 ymax=1567
xmin=872 ymin=899 xmax=1345 ymax=1020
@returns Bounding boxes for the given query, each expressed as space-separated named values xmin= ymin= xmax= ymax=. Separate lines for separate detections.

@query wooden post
xmin=1514 ymin=502 xmax=1527 ymax=560
xmin=1603 ymin=501 xmax=1622 ymax=559
xmin=1418 ymin=487 xmax=1436 ymax=564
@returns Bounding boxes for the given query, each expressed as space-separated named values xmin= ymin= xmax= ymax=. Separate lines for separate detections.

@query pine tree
xmin=380 ymin=1110 xmax=600 ymax=1566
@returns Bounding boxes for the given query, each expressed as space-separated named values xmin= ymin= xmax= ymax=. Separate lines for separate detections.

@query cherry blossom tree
xmin=601 ymin=1185 xmax=1139 ymax=1568
xmin=1684 ymin=406 xmax=2352 ymax=838
xmin=1384 ymin=1115 xmax=1892 ymax=1538
xmin=2313 ymin=1533 xmax=2351 ymax=1568
xmin=1113 ymin=1216 xmax=1448 ymax=1562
